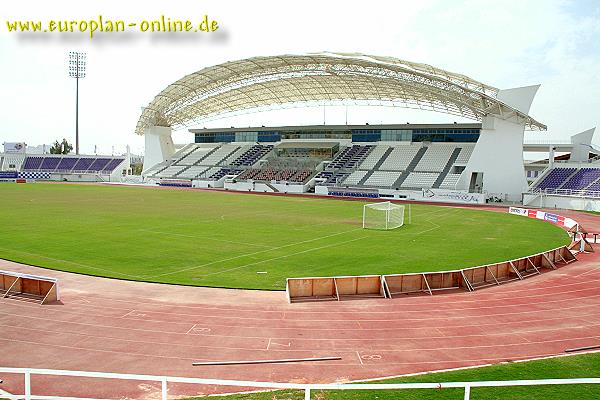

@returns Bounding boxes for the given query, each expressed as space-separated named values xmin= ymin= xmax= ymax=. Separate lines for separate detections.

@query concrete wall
xmin=223 ymin=180 xmax=308 ymax=193
xmin=316 ymin=186 xmax=485 ymax=204
xmin=143 ymin=126 xmax=174 ymax=173
xmin=457 ymin=85 xmax=540 ymax=202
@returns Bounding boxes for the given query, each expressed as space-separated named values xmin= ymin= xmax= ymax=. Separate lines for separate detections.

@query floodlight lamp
xmin=68 ymin=51 xmax=87 ymax=79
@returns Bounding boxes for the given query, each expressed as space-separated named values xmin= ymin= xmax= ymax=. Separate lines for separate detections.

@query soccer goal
xmin=362 ymin=201 xmax=406 ymax=230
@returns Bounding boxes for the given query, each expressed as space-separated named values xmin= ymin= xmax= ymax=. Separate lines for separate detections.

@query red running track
xmin=0 ymin=208 xmax=598 ymax=399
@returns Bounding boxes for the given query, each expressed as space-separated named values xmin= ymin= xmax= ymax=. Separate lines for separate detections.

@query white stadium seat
xmin=439 ymin=173 xmax=461 ymax=189
xmin=455 ymin=145 xmax=475 ymax=164
xmin=414 ymin=145 xmax=455 ymax=172
xmin=177 ymin=166 xmax=210 ymax=179
xmin=358 ymin=145 xmax=389 ymax=169
xmin=178 ymin=146 xmax=214 ymax=166
xmin=401 ymin=172 xmax=440 ymax=188
xmin=343 ymin=170 xmax=369 ymax=185
xmin=156 ymin=166 xmax=186 ymax=178
xmin=198 ymin=144 xmax=240 ymax=166
xmin=379 ymin=145 xmax=421 ymax=171
xmin=365 ymin=171 xmax=401 ymax=187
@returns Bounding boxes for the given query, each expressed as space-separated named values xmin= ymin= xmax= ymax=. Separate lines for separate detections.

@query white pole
xmin=305 ymin=387 xmax=311 ymax=400
xmin=385 ymin=208 xmax=389 ymax=230
xmin=162 ymin=377 xmax=168 ymax=400
xmin=463 ymin=384 xmax=471 ymax=400
xmin=362 ymin=205 xmax=366 ymax=228
xmin=25 ymin=370 xmax=31 ymax=400
xmin=408 ymin=204 xmax=412 ymax=225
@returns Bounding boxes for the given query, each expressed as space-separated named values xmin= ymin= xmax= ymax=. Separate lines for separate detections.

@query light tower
xmin=68 ymin=51 xmax=86 ymax=155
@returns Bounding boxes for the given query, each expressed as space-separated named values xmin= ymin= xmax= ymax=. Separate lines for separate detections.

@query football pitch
xmin=0 ymin=183 xmax=570 ymax=290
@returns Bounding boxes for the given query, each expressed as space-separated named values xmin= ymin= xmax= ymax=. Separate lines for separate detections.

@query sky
xmin=1 ymin=0 xmax=599 ymax=156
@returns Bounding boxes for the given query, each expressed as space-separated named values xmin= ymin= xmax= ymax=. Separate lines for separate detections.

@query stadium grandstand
xmin=133 ymin=52 xmax=597 ymax=209
xmin=0 ymin=152 xmax=127 ymax=182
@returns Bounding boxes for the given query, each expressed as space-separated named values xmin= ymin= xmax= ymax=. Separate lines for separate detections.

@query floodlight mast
xmin=68 ymin=51 xmax=86 ymax=155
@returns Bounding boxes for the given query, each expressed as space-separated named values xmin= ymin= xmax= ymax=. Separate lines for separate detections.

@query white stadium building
xmin=136 ymin=53 xmax=599 ymax=209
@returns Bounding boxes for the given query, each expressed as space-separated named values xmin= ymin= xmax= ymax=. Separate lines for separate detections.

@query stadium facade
xmin=137 ymin=53 xmax=556 ymax=202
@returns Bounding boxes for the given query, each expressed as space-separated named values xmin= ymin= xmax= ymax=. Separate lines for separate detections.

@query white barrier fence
xmin=0 ymin=367 xmax=599 ymax=400
xmin=529 ymin=187 xmax=600 ymax=199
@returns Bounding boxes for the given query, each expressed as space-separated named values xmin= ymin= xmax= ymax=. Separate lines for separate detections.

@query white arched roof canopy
xmin=135 ymin=52 xmax=546 ymax=135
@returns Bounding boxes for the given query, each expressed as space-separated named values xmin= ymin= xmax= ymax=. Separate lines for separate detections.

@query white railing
xmin=529 ymin=187 xmax=600 ymax=198
xmin=0 ymin=367 xmax=598 ymax=400
xmin=523 ymin=139 xmax=572 ymax=145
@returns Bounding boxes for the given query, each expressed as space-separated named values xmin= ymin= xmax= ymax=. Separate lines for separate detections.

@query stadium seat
xmin=379 ymin=146 xmax=420 ymax=171
xmin=364 ymin=171 xmax=401 ymax=187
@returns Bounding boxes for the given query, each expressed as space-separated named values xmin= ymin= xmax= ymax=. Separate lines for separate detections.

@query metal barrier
xmin=287 ymin=245 xmax=576 ymax=302
xmin=0 ymin=367 xmax=598 ymax=400
xmin=0 ymin=270 xmax=59 ymax=305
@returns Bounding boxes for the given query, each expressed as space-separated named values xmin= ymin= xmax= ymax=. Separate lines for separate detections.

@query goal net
xmin=362 ymin=201 xmax=405 ymax=230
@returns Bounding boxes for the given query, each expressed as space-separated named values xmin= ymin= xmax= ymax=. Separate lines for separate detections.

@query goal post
xmin=362 ymin=201 xmax=406 ymax=230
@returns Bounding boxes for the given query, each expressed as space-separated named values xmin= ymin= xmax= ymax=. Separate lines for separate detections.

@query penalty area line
xmin=194 ymin=236 xmax=368 ymax=278
xmin=139 ymin=229 xmax=275 ymax=249
xmin=149 ymin=228 xmax=363 ymax=279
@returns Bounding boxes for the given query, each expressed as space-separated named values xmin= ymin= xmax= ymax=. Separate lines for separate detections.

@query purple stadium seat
xmin=534 ymin=168 xmax=576 ymax=190
xmin=561 ymin=168 xmax=600 ymax=190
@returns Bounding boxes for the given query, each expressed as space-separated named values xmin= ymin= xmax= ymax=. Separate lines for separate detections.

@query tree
xmin=49 ymin=138 xmax=74 ymax=155
xmin=131 ymin=163 xmax=143 ymax=175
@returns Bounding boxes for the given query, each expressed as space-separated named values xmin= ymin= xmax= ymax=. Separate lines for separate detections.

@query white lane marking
xmin=361 ymin=354 xmax=382 ymax=360
xmin=269 ymin=340 xmax=291 ymax=348
xmin=186 ymin=323 xmax=198 ymax=335
xmin=356 ymin=351 xmax=363 ymax=365
xmin=190 ymin=327 xmax=211 ymax=335
xmin=1 ymin=314 xmax=600 ymax=354
xmin=121 ymin=310 xmax=135 ymax=318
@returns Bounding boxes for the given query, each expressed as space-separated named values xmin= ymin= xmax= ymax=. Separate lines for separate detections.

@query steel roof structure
xmin=135 ymin=52 xmax=546 ymax=135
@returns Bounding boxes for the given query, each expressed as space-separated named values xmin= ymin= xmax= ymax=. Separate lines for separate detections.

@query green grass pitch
xmin=0 ymin=183 xmax=570 ymax=290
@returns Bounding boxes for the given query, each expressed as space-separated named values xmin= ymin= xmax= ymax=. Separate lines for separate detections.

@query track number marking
xmin=187 ymin=324 xmax=211 ymax=335
xmin=122 ymin=310 xmax=146 ymax=318
xmin=361 ymin=354 xmax=382 ymax=360
xmin=267 ymin=338 xmax=291 ymax=349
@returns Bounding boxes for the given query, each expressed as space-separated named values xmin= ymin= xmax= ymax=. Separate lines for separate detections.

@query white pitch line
xmin=149 ymin=228 xmax=363 ymax=278
xmin=0 ymin=246 xmax=147 ymax=280
xmin=267 ymin=337 xmax=271 ymax=350
xmin=165 ymin=216 xmax=446 ymax=280
xmin=140 ymin=229 xmax=274 ymax=249
xmin=195 ymin=236 xmax=368 ymax=278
